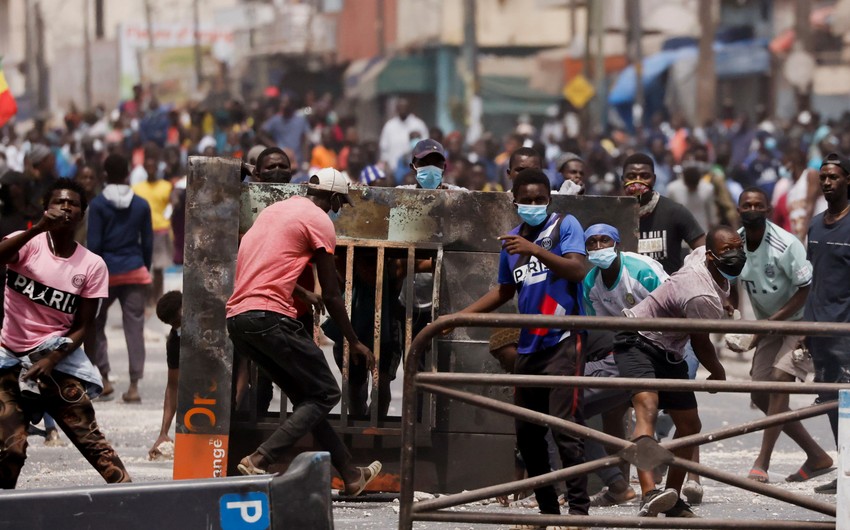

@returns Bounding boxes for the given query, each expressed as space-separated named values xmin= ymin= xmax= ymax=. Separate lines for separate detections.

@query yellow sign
xmin=562 ymin=74 xmax=595 ymax=109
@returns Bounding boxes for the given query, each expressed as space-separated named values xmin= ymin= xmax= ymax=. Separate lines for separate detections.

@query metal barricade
xmin=399 ymin=313 xmax=850 ymax=529
xmin=174 ymin=157 xmax=640 ymax=491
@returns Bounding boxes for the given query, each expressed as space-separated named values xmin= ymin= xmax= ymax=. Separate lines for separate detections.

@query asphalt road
xmin=15 ymin=270 xmax=841 ymax=528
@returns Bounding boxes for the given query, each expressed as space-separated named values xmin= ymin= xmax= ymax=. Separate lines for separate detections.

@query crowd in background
xmin=0 ymin=86 xmax=847 ymax=271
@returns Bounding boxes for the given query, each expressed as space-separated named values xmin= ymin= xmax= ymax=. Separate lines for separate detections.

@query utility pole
xmin=193 ymin=0 xmax=203 ymax=90
xmin=376 ymin=0 xmax=385 ymax=57
xmin=591 ymin=0 xmax=606 ymax=131
xmin=626 ymin=0 xmax=644 ymax=130
xmin=35 ymin=1 xmax=48 ymax=112
xmin=95 ymin=0 xmax=104 ymax=39
xmin=24 ymin=0 xmax=35 ymax=97
xmin=794 ymin=0 xmax=813 ymax=110
xmin=463 ymin=0 xmax=481 ymax=143
xmin=695 ymin=0 xmax=716 ymax=125
xmin=144 ymin=0 xmax=155 ymax=49
xmin=84 ymin=0 xmax=93 ymax=109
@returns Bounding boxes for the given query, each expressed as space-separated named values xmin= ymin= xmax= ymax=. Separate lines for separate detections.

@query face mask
xmin=415 ymin=165 xmax=443 ymax=189
xmin=778 ymin=165 xmax=792 ymax=179
xmin=410 ymin=138 xmax=421 ymax=151
xmin=588 ymin=247 xmax=618 ymax=269
xmin=740 ymin=210 xmax=767 ymax=228
xmin=516 ymin=204 xmax=549 ymax=226
xmin=710 ymin=248 xmax=746 ymax=280
xmin=623 ymin=180 xmax=651 ymax=198
xmin=328 ymin=208 xmax=341 ymax=222
xmin=261 ymin=168 xmax=292 ymax=183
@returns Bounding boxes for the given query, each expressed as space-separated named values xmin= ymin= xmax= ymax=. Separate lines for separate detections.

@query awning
xmin=609 ymin=39 xmax=770 ymax=105
xmin=343 ymin=56 xmax=388 ymax=100
xmin=480 ymin=75 xmax=560 ymax=115
xmin=376 ymin=55 xmax=434 ymax=95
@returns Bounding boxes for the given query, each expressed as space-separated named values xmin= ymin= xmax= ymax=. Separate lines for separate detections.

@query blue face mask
xmin=328 ymin=208 xmax=341 ymax=222
xmin=719 ymin=270 xmax=738 ymax=283
xmin=415 ymin=165 xmax=443 ymax=189
xmin=588 ymin=247 xmax=618 ymax=269
xmin=516 ymin=204 xmax=549 ymax=226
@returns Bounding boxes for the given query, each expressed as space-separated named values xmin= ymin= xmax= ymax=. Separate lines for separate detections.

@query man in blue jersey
xmin=453 ymin=168 xmax=590 ymax=518
xmin=733 ymin=187 xmax=833 ymax=485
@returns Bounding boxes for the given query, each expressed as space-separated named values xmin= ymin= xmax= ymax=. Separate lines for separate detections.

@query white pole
xmin=839 ymin=389 xmax=849 ymax=530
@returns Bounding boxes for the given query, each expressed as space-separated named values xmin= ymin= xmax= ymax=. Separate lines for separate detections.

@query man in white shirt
xmin=733 ymin=186 xmax=833 ymax=485
xmin=379 ymin=98 xmax=428 ymax=177
xmin=666 ymin=165 xmax=717 ymax=232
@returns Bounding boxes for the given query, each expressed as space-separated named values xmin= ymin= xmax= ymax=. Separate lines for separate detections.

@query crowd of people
xmin=0 ymin=86 xmax=846 ymax=526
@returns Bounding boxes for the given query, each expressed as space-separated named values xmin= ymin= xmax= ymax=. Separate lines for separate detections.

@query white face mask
xmin=588 ymin=247 xmax=617 ymax=269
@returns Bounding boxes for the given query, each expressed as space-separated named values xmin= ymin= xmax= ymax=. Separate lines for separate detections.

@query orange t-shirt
xmin=310 ymin=145 xmax=337 ymax=170
xmin=226 ymin=196 xmax=335 ymax=319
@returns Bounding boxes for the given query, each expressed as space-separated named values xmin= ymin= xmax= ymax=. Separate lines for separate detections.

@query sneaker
xmin=663 ymin=498 xmax=698 ymax=518
xmin=637 ymin=488 xmax=678 ymax=517
xmin=814 ymin=479 xmax=837 ymax=494
xmin=682 ymin=480 xmax=704 ymax=505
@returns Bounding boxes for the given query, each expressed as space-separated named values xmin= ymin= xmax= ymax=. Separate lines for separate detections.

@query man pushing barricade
xmin=614 ymin=226 xmax=741 ymax=518
xmin=225 ymin=167 xmax=382 ymax=496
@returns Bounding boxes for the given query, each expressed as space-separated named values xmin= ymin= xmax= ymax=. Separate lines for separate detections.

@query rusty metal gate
xmin=173 ymin=157 xmax=638 ymax=492
xmin=399 ymin=313 xmax=850 ymax=529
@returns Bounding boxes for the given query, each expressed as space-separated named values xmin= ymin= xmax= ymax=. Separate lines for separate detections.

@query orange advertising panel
xmin=173 ymin=433 xmax=230 ymax=480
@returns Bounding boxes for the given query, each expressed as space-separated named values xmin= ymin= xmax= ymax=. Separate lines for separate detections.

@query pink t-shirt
xmin=226 ymin=196 xmax=335 ymax=319
xmin=2 ymin=232 xmax=109 ymax=352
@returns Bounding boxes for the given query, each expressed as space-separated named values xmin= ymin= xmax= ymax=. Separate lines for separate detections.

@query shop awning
xmin=376 ymin=55 xmax=434 ymax=95
xmin=480 ymin=75 xmax=560 ymax=115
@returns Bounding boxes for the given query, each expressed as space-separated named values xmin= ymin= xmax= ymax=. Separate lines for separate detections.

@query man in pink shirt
xmin=226 ymin=168 xmax=381 ymax=495
xmin=0 ymin=180 xmax=130 ymax=488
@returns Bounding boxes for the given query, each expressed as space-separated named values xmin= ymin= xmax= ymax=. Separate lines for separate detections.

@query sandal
xmin=590 ymin=486 xmax=636 ymax=507
xmin=343 ymin=460 xmax=382 ymax=496
xmin=785 ymin=463 xmax=834 ymax=483
xmin=236 ymin=456 xmax=268 ymax=476
xmin=747 ymin=467 xmax=769 ymax=483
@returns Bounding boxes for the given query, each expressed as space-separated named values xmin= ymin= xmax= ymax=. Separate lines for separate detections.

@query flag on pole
xmin=0 ymin=60 xmax=19 ymax=128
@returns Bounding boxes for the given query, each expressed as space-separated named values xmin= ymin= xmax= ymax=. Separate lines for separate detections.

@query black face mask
xmin=710 ymin=248 xmax=747 ymax=278
xmin=261 ymin=168 xmax=292 ymax=183
xmin=740 ymin=210 xmax=767 ymax=228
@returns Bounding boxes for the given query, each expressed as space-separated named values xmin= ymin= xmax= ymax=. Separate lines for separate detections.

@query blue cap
xmin=584 ymin=223 xmax=620 ymax=243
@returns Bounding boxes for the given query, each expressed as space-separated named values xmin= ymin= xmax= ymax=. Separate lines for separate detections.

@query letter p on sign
xmin=220 ymin=492 xmax=270 ymax=529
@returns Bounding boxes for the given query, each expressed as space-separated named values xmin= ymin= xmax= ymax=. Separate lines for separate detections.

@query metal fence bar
xmin=370 ymin=246 xmax=385 ymax=426
xmin=416 ymin=372 xmax=850 ymax=393
xmin=412 ymin=455 xmax=622 ymax=513
xmin=400 ymin=312 xmax=850 ymax=530
xmin=404 ymin=246 xmax=415 ymax=359
xmin=341 ymin=245 xmax=354 ymax=425
xmin=417 ymin=382 xmax=629 ymax=449
xmin=414 ymin=511 xmax=836 ymax=529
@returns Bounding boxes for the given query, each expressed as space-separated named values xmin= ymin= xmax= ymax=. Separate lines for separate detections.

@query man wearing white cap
xmin=226 ymin=168 xmax=382 ymax=495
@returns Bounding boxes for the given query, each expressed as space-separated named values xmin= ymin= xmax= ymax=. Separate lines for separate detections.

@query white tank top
xmin=787 ymin=170 xmax=827 ymax=240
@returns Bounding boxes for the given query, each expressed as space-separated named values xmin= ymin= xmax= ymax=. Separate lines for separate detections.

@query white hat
xmin=308 ymin=167 xmax=353 ymax=204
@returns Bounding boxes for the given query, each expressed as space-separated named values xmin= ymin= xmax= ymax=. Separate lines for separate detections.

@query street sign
xmin=563 ymin=73 xmax=596 ymax=109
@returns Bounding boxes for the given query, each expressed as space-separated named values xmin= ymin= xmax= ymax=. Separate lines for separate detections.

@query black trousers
xmin=514 ymin=335 xmax=589 ymax=515
xmin=806 ymin=336 xmax=850 ymax=445
xmin=227 ymin=310 xmax=353 ymax=476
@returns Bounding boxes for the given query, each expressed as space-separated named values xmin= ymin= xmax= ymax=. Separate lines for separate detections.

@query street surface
xmin=16 ymin=271 xmax=839 ymax=528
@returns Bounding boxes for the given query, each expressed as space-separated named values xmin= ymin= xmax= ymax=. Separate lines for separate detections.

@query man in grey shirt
xmin=613 ymin=226 xmax=742 ymax=518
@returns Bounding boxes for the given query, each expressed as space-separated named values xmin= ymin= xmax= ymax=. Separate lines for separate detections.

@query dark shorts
xmin=613 ymin=331 xmax=697 ymax=411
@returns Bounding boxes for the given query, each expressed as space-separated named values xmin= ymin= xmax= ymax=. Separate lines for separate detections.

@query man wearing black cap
xmin=397 ymin=139 xmax=466 ymax=190
xmin=226 ymin=168 xmax=382 ymax=494
xmin=802 ymin=152 xmax=850 ymax=495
